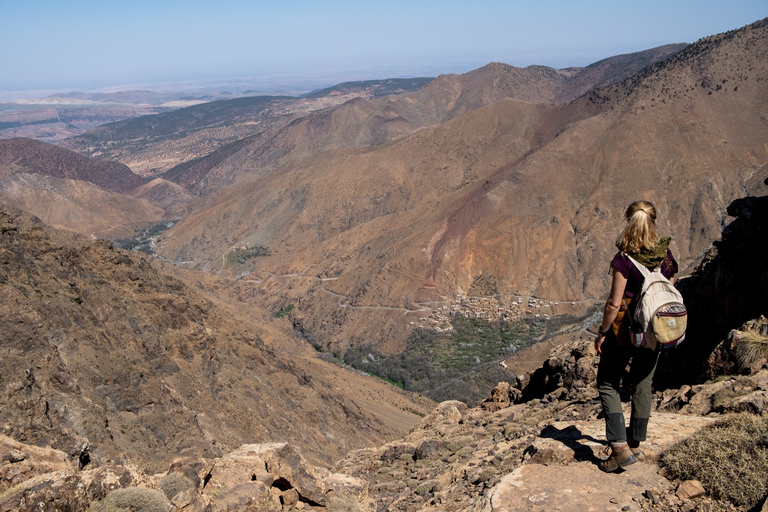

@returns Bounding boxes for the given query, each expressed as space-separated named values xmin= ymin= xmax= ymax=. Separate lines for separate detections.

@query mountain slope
xmin=0 ymin=137 xmax=146 ymax=193
xmin=58 ymin=95 xmax=299 ymax=175
xmin=0 ymin=138 xmax=168 ymax=238
xmin=0 ymin=173 xmax=165 ymax=239
xmin=59 ymin=79 xmax=435 ymax=176
xmin=0 ymin=205 xmax=432 ymax=474
xmin=154 ymin=19 xmax=768 ymax=354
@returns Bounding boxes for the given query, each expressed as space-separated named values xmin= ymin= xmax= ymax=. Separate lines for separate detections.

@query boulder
xmin=0 ymin=434 xmax=74 ymax=494
xmin=482 ymin=382 xmax=512 ymax=412
xmin=414 ymin=400 xmax=467 ymax=432
xmin=415 ymin=439 xmax=447 ymax=460
xmin=380 ymin=442 xmax=417 ymax=462
xmin=203 ymin=443 xmax=372 ymax=510
xmin=676 ymin=480 xmax=706 ymax=500
xmin=0 ymin=464 xmax=145 ymax=512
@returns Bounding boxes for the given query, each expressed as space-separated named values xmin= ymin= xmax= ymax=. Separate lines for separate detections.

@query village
xmin=412 ymin=294 xmax=587 ymax=332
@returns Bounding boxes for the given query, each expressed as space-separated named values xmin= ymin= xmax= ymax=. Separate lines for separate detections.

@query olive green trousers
xmin=597 ymin=335 xmax=660 ymax=443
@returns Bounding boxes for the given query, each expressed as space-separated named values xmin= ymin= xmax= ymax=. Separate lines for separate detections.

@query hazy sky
xmin=1 ymin=0 xmax=765 ymax=93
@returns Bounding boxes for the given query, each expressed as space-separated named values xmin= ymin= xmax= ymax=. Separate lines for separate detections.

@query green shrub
xmin=226 ymin=245 xmax=270 ymax=264
xmin=343 ymin=316 xmax=544 ymax=404
xmin=89 ymin=486 xmax=171 ymax=512
xmin=660 ymin=413 xmax=768 ymax=509
xmin=274 ymin=304 xmax=294 ymax=318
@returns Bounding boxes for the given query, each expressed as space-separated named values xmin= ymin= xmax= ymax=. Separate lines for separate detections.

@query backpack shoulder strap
xmin=625 ymin=254 xmax=652 ymax=277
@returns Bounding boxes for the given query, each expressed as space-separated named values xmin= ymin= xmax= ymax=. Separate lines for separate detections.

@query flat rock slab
xmin=531 ymin=411 xmax=717 ymax=463
xmin=474 ymin=411 xmax=718 ymax=511
xmin=482 ymin=461 xmax=671 ymax=512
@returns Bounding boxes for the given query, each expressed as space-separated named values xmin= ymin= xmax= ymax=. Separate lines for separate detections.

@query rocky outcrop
xmin=520 ymin=337 xmax=598 ymax=402
xmin=669 ymin=189 xmax=768 ymax=387
xmin=0 ymin=436 xmax=146 ymax=512
xmin=703 ymin=316 xmax=768 ymax=380
xmin=1 ymin=439 xmax=372 ymax=512
xmin=4 ymin=325 xmax=767 ymax=511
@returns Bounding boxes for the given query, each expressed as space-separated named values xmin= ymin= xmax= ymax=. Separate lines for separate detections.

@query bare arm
xmin=594 ymin=269 xmax=628 ymax=355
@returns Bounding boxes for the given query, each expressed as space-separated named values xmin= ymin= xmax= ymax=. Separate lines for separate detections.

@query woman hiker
xmin=593 ymin=200 xmax=678 ymax=472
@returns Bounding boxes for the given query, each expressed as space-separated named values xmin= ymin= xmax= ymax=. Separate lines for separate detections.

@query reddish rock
xmin=676 ymin=480 xmax=706 ymax=500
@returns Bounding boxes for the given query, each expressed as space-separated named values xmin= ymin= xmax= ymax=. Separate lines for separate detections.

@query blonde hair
xmin=616 ymin=200 xmax=659 ymax=253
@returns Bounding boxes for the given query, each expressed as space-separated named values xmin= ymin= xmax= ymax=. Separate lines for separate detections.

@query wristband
xmin=598 ymin=326 xmax=608 ymax=336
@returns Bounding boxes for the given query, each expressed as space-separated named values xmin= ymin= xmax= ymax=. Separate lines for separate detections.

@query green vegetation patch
xmin=226 ymin=245 xmax=270 ymax=264
xmin=274 ymin=304 xmax=294 ymax=318
xmin=660 ymin=413 xmax=768 ymax=509
xmin=345 ymin=316 xmax=545 ymax=404
xmin=113 ymin=220 xmax=177 ymax=254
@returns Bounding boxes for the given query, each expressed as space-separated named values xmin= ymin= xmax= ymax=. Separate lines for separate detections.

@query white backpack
xmin=627 ymin=255 xmax=687 ymax=350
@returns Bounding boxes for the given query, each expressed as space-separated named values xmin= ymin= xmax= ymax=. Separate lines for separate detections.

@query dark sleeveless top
xmin=610 ymin=249 xmax=678 ymax=300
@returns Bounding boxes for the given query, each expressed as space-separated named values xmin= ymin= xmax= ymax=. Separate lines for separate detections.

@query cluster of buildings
xmin=411 ymin=295 xmax=576 ymax=332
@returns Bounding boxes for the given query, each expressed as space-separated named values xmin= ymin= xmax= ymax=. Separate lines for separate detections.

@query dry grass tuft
xmin=158 ymin=472 xmax=193 ymax=500
xmin=660 ymin=413 xmax=768 ymax=510
xmin=89 ymin=486 xmax=171 ymax=512
xmin=734 ymin=329 xmax=768 ymax=371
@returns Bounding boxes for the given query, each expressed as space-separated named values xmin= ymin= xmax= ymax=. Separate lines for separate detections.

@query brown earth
xmin=0 ymin=138 xmax=169 ymax=240
xmin=0 ymin=173 xmax=164 ymax=239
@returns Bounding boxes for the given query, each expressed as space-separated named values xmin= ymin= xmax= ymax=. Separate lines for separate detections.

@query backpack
xmin=627 ymin=255 xmax=687 ymax=350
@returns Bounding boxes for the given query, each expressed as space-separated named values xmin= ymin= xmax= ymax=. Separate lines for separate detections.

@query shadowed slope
xmin=0 ymin=137 xmax=146 ymax=193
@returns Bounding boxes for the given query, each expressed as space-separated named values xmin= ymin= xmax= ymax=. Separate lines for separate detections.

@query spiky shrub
xmin=89 ymin=487 xmax=172 ymax=512
xmin=734 ymin=328 xmax=768 ymax=371
xmin=660 ymin=413 xmax=768 ymax=510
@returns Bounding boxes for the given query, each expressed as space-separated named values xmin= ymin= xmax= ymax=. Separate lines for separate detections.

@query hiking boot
xmin=599 ymin=443 xmax=637 ymax=473
xmin=627 ymin=441 xmax=646 ymax=462
xmin=627 ymin=433 xmax=646 ymax=462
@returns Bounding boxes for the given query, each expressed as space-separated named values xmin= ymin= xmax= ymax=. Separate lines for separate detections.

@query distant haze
xmin=1 ymin=0 xmax=765 ymax=95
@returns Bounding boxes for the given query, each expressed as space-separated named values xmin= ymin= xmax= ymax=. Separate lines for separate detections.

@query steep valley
xmin=148 ymin=19 xmax=768 ymax=363
xmin=0 ymin=19 xmax=768 ymax=511
xmin=1 ymin=20 xmax=767 ymax=405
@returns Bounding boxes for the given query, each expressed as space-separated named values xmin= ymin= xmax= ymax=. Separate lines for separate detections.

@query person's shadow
xmin=534 ymin=424 xmax=606 ymax=467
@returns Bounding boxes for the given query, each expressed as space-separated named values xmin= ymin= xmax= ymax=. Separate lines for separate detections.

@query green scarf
xmin=621 ymin=236 xmax=671 ymax=268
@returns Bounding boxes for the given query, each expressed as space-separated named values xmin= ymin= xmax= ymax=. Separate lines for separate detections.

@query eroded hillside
xmin=0 ymin=205 xmax=432 ymax=474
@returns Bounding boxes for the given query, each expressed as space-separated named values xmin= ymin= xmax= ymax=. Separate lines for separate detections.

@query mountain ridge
xmin=153 ymin=44 xmax=687 ymax=196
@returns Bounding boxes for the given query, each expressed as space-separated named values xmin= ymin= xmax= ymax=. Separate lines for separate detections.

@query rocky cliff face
xmin=661 ymin=179 xmax=768 ymax=387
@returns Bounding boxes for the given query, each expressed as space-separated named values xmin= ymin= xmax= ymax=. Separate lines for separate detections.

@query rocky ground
xmin=3 ymin=326 xmax=766 ymax=512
